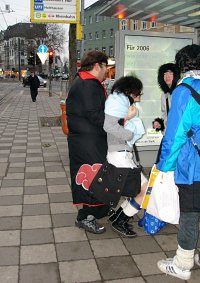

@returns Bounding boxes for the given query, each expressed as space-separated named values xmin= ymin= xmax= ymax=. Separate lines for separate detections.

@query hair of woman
xmin=157 ymin=63 xmax=180 ymax=94
xmin=111 ymin=76 xmax=143 ymax=97
xmin=175 ymin=44 xmax=200 ymax=72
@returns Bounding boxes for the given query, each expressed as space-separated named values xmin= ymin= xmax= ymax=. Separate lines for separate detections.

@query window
xmin=84 ymin=34 xmax=86 ymax=40
xmin=102 ymin=30 xmax=106 ymax=38
xmin=110 ymin=28 xmax=114 ymax=37
xmin=109 ymin=46 xmax=114 ymax=57
xmin=102 ymin=47 xmax=106 ymax=53
xmin=121 ymin=20 xmax=127 ymax=30
xmin=141 ymin=21 xmax=147 ymax=30
xmin=103 ymin=16 xmax=107 ymax=21
xmin=95 ymin=31 xmax=99 ymax=40
xmin=133 ymin=20 xmax=138 ymax=30
xmin=21 ymin=59 xmax=25 ymax=65
xmin=84 ymin=17 xmax=86 ymax=25
xmin=89 ymin=33 xmax=92 ymax=40
xmin=151 ymin=21 xmax=157 ymax=28
xmin=89 ymin=16 xmax=92 ymax=24
xmin=95 ymin=15 xmax=99 ymax=22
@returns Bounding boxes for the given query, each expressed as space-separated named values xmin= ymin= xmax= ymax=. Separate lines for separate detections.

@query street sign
xmin=37 ymin=52 xmax=48 ymax=64
xmin=38 ymin=44 xmax=48 ymax=53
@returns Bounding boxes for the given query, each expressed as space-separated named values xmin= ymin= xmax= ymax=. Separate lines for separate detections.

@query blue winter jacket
xmin=156 ymin=76 xmax=200 ymax=185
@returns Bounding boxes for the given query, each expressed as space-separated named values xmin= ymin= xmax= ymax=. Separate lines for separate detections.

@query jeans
xmin=178 ymin=211 xmax=200 ymax=250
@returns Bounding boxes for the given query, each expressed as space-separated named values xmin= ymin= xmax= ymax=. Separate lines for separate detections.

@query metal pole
xmin=80 ymin=0 xmax=85 ymax=57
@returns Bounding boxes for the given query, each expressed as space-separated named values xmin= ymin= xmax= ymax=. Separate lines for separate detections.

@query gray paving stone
xmin=59 ymin=259 xmax=101 ymax=283
xmin=132 ymin=252 xmax=166 ymax=276
xmin=87 ymin=223 xmax=119 ymax=240
xmin=56 ymin=241 xmax=93 ymax=261
xmin=0 ymin=266 xmax=18 ymax=283
xmin=8 ymin=167 xmax=25 ymax=173
xmin=122 ymin=236 xmax=162 ymax=254
xmin=97 ymin=256 xmax=140 ymax=281
xmin=154 ymin=234 xmax=178 ymax=251
xmin=50 ymin=202 xmax=77 ymax=214
xmin=52 ymin=213 xmax=76 ymax=227
xmin=48 ymin=184 xmax=71 ymax=193
xmin=21 ymin=228 xmax=54 ymax=245
xmin=0 ymin=195 xmax=23 ymax=205
xmin=49 ymin=192 xmax=72 ymax=203
xmin=0 ymin=217 xmax=21 ymax=230
xmin=105 ymin=279 xmax=145 ymax=283
xmin=0 ymin=247 xmax=19 ymax=265
xmin=144 ymin=274 xmax=183 ymax=283
xmin=23 ymin=204 xmax=50 ymax=216
xmin=25 ymin=166 xmax=44 ymax=172
xmin=24 ymin=186 xmax=47 ymax=195
xmin=20 ymin=244 xmax=57 ymax=264
xmin=91 ymin=238 xmax=129 ymax=258
xmin=54 ymin=227 xmax=87 ymax=243
xmin=0 ymin=187 xmax=23 ymax=196
xmin=45 ymin=165 xmax=64 ymax=172
xmin=0 ymin=230 xmax=20 ymax=246
xmin=22 ymin=215 xmax=52 ymax=229
xmin=0 ymin=205 xmax=22 ymax=217
xmin=47 ymin=177 xmax=68 ymax=186
xmin=4 ymin=173 xmax=24 ymax=180
xmin=19 ymin=263 xmax=60 ymax=283
xmin=25 ymin=172 xmax=46 ymax=179
xmin=24 ymin=178 xmax=46 ymax=187
xmin=1 ymin=179 xmax=24 ymax=187
xmin=24 ymin=194 xmax=49 ymax=204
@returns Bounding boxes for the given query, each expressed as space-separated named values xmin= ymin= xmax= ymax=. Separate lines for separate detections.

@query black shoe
xmin=108 ymin=207 xmax=133 ymax=229
xmin=75 ymin=215 xmax=105 ymax=234
xmin=111 ymin=211 xmax=137 ymax=238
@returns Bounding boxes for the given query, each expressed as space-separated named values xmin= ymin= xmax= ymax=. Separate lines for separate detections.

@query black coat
xmin=29 ymin=75 xmax=40 ymax=90
xmin=66 ymin=72 xmax=107 ymax=205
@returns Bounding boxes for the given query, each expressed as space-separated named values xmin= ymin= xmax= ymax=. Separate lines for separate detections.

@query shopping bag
xmin=146 ymin=171 xmax=180 ymax=224
xmin=138 ymin=210 xmax=167 ymax=235
xmin=140 ymin=164 xmax=160 ymax=209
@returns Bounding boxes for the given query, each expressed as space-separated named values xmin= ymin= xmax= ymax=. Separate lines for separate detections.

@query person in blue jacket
xmin=157 ymin=44 xmax=200 ymax=280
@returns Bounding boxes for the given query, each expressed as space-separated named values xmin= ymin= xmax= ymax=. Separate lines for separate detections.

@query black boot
xmin=111 ymin=211 xmax=137 ymax=238
xmin=108 ymin=207 xmax=123 ymax=223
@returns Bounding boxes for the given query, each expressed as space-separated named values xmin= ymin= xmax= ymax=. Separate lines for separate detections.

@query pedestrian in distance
xmin=66 ymin=50 xmax=110 ymax=234
xmin=103 ymin=75 xmax=148 ymax=237
xmin=28 ymin=71 xmax=40 ymax=102
xmin=156 ymin=44 xmax=200 ymax=281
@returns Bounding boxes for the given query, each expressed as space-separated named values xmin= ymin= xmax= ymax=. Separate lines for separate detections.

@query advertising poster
xmin=123 ymin=34 xmax=193 ymax=146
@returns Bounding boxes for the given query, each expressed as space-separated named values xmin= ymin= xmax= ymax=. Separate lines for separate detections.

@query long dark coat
xmin=66 ymin=72 xmax=107 ymax=206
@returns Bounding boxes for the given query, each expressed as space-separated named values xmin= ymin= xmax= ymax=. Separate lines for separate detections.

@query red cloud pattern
xmin=76 ymin=163 xmax=102 ymax=190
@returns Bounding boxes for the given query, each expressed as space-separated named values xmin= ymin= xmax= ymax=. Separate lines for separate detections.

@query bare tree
xmin=46 ymin=23 xmax=65 ymax=52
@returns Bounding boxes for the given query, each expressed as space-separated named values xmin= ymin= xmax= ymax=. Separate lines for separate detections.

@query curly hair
xmin=111 ymin=76 xmax=143 ymax=97
xmin=175 ymin=44 xmax=200 ymax=72
xmin=80 ymin=50 xmax=108 ymax=71
xmin=157 ymin=63 xmax=180 ymax=94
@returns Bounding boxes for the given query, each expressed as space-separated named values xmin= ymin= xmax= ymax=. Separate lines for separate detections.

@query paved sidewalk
xmin=0 ymin=87 xmax=200 ymax=283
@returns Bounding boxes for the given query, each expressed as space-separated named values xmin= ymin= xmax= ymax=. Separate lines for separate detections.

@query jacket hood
xmin=158 ymin=63 xmax=181 ymax=94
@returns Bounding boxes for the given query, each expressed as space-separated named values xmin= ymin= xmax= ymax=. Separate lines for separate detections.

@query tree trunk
xmin=68 ymin=24 xmax=77 ymax=89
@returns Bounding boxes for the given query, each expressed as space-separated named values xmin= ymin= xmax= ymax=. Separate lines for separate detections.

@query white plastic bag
xmin=146 ymin=171 xmax=180 ymax=224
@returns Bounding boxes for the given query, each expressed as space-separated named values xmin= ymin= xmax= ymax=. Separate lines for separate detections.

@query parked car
xmin=61 ymin=74 xmax=69 ymax=80
xmin=22 ymin=75 xmax=47 ymax=87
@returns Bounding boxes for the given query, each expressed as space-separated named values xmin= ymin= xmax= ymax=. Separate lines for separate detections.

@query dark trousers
xmin=30 ymin=88 xmax=38 ymax=101
xmin=77 ymin=205 xmax=110 ymax=221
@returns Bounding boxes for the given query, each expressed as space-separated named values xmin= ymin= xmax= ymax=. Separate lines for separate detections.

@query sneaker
xmin=157 ymin=258 xmax=191 ymax=280
xmin=194 ymin=253 xmax=200 ymax=266
xmin=75 ymin=215 xmax=105 ymax=234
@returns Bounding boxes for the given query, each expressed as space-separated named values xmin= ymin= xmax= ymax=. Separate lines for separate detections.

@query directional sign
xmin=37 ymin=52 xmax=48 ymax=65
xmin=38 ymin=44 xmax=48 ymax=53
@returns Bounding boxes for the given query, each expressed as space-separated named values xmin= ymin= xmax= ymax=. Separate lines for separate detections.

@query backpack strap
xmin=179 ymin=82 xmax=200 ymax=105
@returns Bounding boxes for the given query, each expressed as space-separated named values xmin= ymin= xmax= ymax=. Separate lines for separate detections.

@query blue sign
xmin=34 ymin=0 xmax=43 ymax=2
xmin=34 ymin=4 xmax=43 ymax=11
xmin=38 ymin=45 xmax=48 ymax=53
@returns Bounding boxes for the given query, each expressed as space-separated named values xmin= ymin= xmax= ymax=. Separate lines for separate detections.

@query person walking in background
xmin=153 ymin=63 xmax=180 ymax=132
xmin=103 ymin=76 xmax=148 ymax=237
xmin=28 ymin=71 xmax=40 ymax=102
xmin=156 ymin=44 xmax=200 ymax=280
xmin=66 ymin=50 xmax=110 ymax=234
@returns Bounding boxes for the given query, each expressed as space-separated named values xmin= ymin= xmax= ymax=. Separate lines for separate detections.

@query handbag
xmin=89 ymin=161 xmax=141 ymax=207
xmin=146 ymin=171 xmax=180 ymax=224
xmin=60 ymin=100 xmax=69 ymax=135
xmin=138 ymin=210 xmax=167 ymax=235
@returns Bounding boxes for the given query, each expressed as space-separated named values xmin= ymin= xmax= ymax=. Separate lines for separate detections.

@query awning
xmin=96 ymin=0 xmax=200 ymax=28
